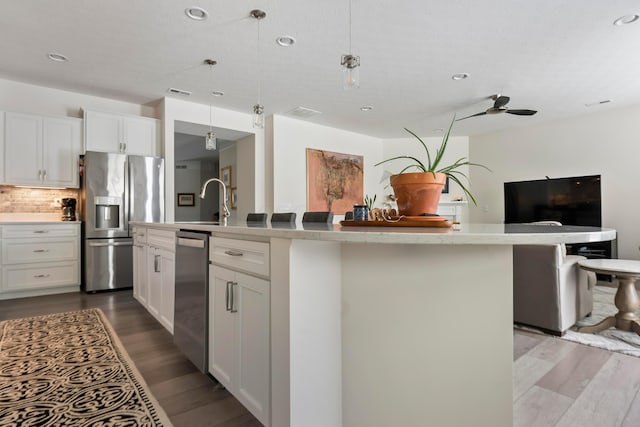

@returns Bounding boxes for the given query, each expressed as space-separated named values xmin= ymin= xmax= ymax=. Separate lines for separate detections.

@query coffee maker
xmin=61 ymin=198 xmax=77 ymax=221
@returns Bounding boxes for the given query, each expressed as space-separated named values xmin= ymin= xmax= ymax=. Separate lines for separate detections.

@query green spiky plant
xmin=374 ymin=115 xmax=490 ymax=205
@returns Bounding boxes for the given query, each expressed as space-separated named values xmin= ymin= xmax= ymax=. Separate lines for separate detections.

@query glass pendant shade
xmin=205 ymin=131 xmax=217 ymax=150
xmin=341 ymin=54 xmax=360 ymax=90
xmin=253 ymin=104 xmax=264 ymax=129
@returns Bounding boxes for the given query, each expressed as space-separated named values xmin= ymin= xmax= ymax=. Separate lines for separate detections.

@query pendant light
xmin=204 ymin=59 xmax=217 ymax=150
xmin=341 ymin=0 xmax=360 ymax=90
xmin=251 ymin=9 xmax=266 ymax=129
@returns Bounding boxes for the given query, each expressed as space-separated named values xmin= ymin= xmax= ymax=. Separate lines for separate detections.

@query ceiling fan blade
xmin=493 ymin=96 xmax=510 ymax=109
xmin=455 ymin=111 xmax=487 ymax=121
xmin=506 ymin=109 xmax=537 ymax=116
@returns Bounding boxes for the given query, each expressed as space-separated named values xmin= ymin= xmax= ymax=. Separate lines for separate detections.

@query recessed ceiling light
xmin=167 ymin=87 xmax=192 ymax=96
xmin=185 ymin=7 xmax=208 ymax=21
xmin=47 ymin=52 xmax=68 ymax=62
xmin=451 ymin=73 xmax=469 ymax=81
xmin=613 ymin=14 xmax=639 ymax=26
xmin=276 ymin=36 xmax=296 ymax=47
xmin=211 ymin=90 xmax=224 ymax=97
xmin=360 ymin=106 xmax=373 ymax=112
xmin=585 ymin=99 xmax=612 ymax=107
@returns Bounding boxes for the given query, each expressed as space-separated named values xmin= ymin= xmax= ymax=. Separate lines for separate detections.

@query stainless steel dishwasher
xmin=174 ymin=230 xmax=210 ymax=373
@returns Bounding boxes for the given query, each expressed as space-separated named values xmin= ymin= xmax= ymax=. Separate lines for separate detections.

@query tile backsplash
xmin=0 ymin=186 xmax=80 ymax=213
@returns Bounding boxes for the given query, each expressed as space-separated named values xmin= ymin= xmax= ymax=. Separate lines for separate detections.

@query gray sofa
xmin=513 ymin=244 xmax=595 ymax=336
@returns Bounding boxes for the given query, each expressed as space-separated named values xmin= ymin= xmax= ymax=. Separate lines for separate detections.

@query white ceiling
xmin=2 ymin=1 xmax=640 ymax=138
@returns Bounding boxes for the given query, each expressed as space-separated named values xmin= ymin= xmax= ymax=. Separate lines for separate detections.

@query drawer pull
xmin=33 ymin=274 xmax=50 ymax=278
xmin=33 ymin=230 xmax=49 ymax=234
xmin=224 ymin=250 xmax=244 ymax=257
xmin=33 ymin=249 xmax=49 ymax=253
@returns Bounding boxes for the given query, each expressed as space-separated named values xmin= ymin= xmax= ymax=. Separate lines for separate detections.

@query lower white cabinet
xmin=0 ymin=223 xmax=80 ymax=299
xmin=209 ymin=237 xmax=270 ymax=426
xmin=132 ymin=226 xmax=175 ymax=334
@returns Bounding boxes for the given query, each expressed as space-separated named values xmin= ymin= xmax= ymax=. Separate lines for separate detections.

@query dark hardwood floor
xmin=0 ymin=290 xmax=262 ymax=427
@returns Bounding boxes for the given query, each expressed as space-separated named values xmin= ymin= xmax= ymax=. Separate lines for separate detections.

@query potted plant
xmin=375 ymin=115 xmax=490 ymax=216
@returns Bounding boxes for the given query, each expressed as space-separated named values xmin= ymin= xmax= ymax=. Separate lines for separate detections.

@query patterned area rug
xmin=517 ymin=285 xmax=640 ymax=358
xmin=563 ymin=285 xmax=640 ymax=357
xmin=0 ymin=308 xmax=173 ymax=426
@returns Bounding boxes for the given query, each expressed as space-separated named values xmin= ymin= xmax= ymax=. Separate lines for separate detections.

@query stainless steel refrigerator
xmin=81 ymin=151 xmax=164 ymax=292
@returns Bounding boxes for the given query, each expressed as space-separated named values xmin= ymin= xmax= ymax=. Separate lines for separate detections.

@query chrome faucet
xmin=200 ymin=178 xmax=230 ymax=225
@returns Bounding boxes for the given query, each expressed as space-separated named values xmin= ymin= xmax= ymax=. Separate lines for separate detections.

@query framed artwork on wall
xmin=221 ymin=166 xmax=232 ymax=188
xmin=177 ymin=193 xmax=195 ymax=206
xmin=306 ymin=148 xmax=364 ymax=214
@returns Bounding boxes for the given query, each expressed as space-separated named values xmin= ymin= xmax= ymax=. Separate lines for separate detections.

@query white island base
xmin=271 ymin=240 xmax=513 ymax=427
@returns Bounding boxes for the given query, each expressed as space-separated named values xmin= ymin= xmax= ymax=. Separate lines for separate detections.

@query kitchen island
xmin=136 ymin=221 xmax=616 ymax=427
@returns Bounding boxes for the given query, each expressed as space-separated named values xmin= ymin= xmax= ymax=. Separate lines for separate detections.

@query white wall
xmin=161 ymin=97 xmax=264 ymax=222
xmin=175 ymin=160 xmax=203 ymax=221
xmin=0 ymin=78 xmax=157 ymax=119
xmin=469 ymin=105 xmax=640 ymax=259
xmin=271 ymin=115 xmax=384 ymax=220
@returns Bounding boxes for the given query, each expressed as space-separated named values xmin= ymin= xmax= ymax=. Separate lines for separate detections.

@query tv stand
xmin=566 ymin=239 xmax=618 ymax=281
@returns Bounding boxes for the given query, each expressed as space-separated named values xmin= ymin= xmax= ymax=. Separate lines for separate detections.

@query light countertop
xmin=0 ymin=213 xmax=81 ymax=224
xmin=132 ymin=220 xmax=616 ymax=246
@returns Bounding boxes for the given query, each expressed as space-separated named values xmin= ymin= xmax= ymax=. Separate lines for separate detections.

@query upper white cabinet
xmin=84 ymin=109 xmax=159 ymax=157
xmin=4 ymin=112 xmax=82 ymax=188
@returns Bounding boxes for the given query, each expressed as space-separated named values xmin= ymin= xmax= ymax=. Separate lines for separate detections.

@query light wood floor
xmin=0 ymin=290 xmax=262 ymax=427
xmin=3 ymin=290 xmax=640 ymax=427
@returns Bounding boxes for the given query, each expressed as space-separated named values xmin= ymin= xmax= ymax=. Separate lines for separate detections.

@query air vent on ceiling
xmin=167 ymin=87 xmax=192 ymax=96
xmin=175 ymin=165 xmax=188 ymax=169
xmin=285 ymin=106 xmax=322 ymax=118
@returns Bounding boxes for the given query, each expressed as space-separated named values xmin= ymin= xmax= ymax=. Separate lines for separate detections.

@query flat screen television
xmin=504 ymin=175 xmax=601 ymax=226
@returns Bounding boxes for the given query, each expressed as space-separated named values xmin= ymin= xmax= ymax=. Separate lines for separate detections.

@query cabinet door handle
xmin=33 ymin=230 xmax=49 ymax=234
xmin=225 ymin=281 xmax=233 ymax=311
xmin=154 ymin=254 xmax=160 ymax=272
xmin=33 ymin=274 xmax=50 ymax=278
xmin=42 ymin=169 xmax=47 ymax=181
xmin=123 ymin=143 xmax=127 ymax=152
xmin=224 ymin=250 xmax=244 ymax=257
xmin=230 ymin=282 xmax=238 ymax=313
xmin=33 ymin=249 xmax=49 ymax=253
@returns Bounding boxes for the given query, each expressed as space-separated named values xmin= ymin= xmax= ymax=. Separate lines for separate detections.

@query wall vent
xmin=175 ymin=165 xmax=188 ymax=169
xmin=285 ymin=106 xmax=322 ymax=118
xmin=167 ymin=87 xmax=192 ymax=96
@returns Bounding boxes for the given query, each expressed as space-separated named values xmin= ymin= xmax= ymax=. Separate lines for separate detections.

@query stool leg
xmin=614 ymin=277 xmax=640 ymax=335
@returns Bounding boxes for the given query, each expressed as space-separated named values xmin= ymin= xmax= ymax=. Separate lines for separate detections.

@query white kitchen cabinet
xmin=209 ymin=237 xmax=270 ymax=426
xmin=0 ymin=223 xmax=80 ymax=299
xmin=84 ymin=109 xmax=159 ymax=157
xmin=4 ymin=112 xmax=81 ymax=187
xmin=132 ymin=226 xmax=148 ymax=306
xmin=132 ymin=227 xmax=175 ymax=334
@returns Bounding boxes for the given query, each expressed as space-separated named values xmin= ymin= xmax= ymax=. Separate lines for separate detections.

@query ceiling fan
xmin=456 ymin=94 xmax=537 ymax=121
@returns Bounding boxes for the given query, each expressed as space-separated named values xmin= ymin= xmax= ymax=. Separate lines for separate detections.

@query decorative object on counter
xmin=375 ymin=115 xmax=490 ymax=216
xmin=370 ymin=207 xmax=383 ymax=221
xmin=353 ymin=204 xmax=368 ymax=221
xmin=340 ymin=215 xmax=452 ymax=228
xmin=177 ymin=193 xmax=195 ymax=206
xmin=0 ymin=309 xmax=172 ymax=426
xmin=364 ymin=194 xmax=376 ymax=219
xmin=306 ymin=148 xmax=363 ymax=214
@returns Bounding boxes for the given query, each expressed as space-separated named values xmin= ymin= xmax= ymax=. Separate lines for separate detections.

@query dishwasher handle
xmin=177 ymin=237 xmax=206 ymax=249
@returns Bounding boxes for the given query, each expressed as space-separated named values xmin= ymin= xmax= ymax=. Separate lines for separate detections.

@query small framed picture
xmin=230 ymin=187 xmax=238 ymax=209
xmin=177 ymin=193 xmax=195 ymax=206
xmin=221 ymin=166 xmax=232 ymax=187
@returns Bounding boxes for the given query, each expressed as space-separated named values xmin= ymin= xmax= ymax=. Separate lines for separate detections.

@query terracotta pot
xmin=390 ymin=172 xmax=446 ymax=216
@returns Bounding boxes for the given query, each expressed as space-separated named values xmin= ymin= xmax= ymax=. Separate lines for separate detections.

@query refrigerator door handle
xmin=88 ymin=241 xmax=134 ymax=247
